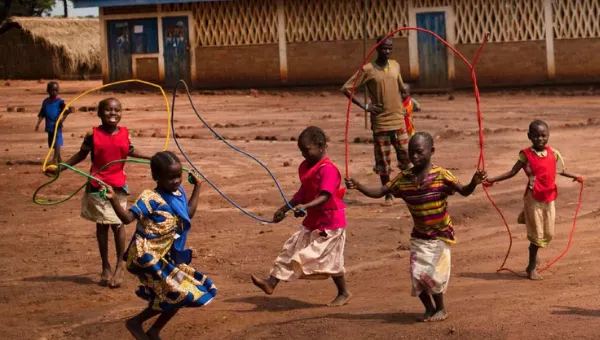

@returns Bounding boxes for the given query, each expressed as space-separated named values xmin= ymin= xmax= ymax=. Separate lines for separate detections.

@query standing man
xmin=342 ymin=35 xmax=410 ymax=206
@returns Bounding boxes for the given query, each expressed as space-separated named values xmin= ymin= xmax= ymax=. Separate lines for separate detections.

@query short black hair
xmin=410 ymin=131 xmax=434 ymax=148
xmin=376 ymin=34 xmax=392 ymax=44
xmin=529 ymin=120 xmax=549 ymax=133
xmin=150 ymin=151 xmax=181 ymax=181
xmin=298 ymin=126 xmax=327 ymax=147
xmin=97 ymin=98 xmax=120 ymax=116
xmin=46 ymin=81 xmax=58 ymax=92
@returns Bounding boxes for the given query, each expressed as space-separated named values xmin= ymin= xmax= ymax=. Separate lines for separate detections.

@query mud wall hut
xmin=0 ymin=17 xmax=101 ymax=80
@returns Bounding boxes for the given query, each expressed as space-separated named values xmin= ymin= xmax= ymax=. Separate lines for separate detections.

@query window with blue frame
xmin=131 ymin=18 xmax=159 ymax=54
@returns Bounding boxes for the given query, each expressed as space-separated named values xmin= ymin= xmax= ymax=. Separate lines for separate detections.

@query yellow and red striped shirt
xmin=387 ymin=166 xmax=458 ymax=244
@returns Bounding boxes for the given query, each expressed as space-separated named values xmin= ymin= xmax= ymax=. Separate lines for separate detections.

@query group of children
xmin=38 ymin=81 xmax=581 ymax=338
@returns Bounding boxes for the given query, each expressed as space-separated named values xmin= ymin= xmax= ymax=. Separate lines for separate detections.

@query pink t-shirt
xmin=292 ymin=159 xmax=347 ymax=230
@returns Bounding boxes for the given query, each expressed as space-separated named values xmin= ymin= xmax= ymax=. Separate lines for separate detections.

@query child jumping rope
xmin=105 ymin=151 xmax=217 ymax=340
xmin=485 ymin=120 xmax=582 ymax=280
xmin=346 ymin=132 xmax=486 ymax=322
xmin=48 ymin=98 xmax=152 ymax=288
xmin=35 ymin=81 xmax=71 ymax=164
xmin=251 ymin=126 xmax=352 ymax=307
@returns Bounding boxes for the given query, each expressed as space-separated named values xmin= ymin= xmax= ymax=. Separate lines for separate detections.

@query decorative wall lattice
xmin=364 ymin=0 xmax=409 ymax=38
xmin=454 ymin=0 xmax=545 ymax=43
xmin=285 ymin=0 xmax=362 ymax=43
xmin=284 ymin=0 xmax=410 ymax=43
xmin=553 ymin=0 xmax=600 ymax=39
xmin=161 ymin=0 xmax=278 ymax=47
xmin=158 ymin=0 xmax=599 ymax=47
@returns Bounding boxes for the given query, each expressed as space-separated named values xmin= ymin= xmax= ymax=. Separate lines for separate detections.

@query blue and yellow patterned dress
xmin=125 ymin=186 xmax=217 ymax=312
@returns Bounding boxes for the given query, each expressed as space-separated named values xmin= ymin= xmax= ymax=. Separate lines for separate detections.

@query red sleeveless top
xmin=293 ymin=157 xmax=346 ymax=230
xmin=90 ymin=126 xmax=129 ymax=188
xmin=522 ymin=146 xmax=557 ymax=202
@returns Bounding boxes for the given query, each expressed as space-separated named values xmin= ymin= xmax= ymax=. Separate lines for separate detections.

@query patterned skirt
xmin=409 ymin=238 xmax=451 ymax=296
xmin=125 ymin=235 xmax=217 ymax=312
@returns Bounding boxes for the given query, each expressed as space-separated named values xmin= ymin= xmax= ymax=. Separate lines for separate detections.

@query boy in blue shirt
xmin=35 ymin=82 xmax=71 ymax=164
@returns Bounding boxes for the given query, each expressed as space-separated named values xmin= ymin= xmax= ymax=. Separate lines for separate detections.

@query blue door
xmin=107 ymin=20 xmax=132 ymax=82
xmin=162 ymin=16 xmax=190 ymax=87
xmin=416 ymin=12 xmax=449 ymax=88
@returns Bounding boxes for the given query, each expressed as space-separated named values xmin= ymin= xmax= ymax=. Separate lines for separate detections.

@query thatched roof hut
xmin=0 ymin=17 xmax=101 ymax=79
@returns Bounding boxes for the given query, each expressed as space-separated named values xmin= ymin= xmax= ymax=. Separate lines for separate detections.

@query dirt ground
xmin=1 ymin=80 xmax=600 ymax=340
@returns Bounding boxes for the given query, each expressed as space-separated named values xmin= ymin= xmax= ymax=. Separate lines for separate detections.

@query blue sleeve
xmin=129 ymin=190 xmax=160 ymax=220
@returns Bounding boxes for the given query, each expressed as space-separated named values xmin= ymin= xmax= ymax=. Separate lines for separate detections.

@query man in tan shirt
xmin=342 ymin=35 xmax=410 ymax=206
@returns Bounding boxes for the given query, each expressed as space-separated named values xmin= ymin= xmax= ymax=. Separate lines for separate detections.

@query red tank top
xmin=90 ymin=126 xmax=129 ymax=188
xmin=522 ymin=146 xmax=557 ymax=202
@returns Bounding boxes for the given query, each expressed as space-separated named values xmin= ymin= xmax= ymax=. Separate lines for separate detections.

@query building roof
xmin=74 ymin=0 xmax=230 ymax=9
xmin=0 ymin=16 xmax=100 ymax=72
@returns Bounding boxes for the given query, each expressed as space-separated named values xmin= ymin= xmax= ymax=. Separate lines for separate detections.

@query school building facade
xmin=75 ymin=0 xmax=600 ymax=89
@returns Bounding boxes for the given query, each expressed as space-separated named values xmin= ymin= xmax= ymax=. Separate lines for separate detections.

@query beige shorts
xmin=81 ymin=185 xmax=128 ymax=225
xmin=523 ymin=191 xmax=555 ymax=248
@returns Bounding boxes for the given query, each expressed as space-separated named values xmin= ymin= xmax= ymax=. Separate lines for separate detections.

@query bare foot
xmin=251 ymin=275 xmax=274 ymax=295
xmin=427 ymin=310 xmax=449 ymax=322
xmin=126 ymin=318 xmax=149 ymax=340
xmin=382 ymin=198 xmax=393 ymax=207
xmin=146 ymin=329 xmax=161 ymax=340
xmin=528 ymin=268 xmax=543 ymax=280
xmin=109 ymin=266 xmax=124 ymax=289
xmin=419 ymin=310 xmax=435 ymax=322
xmin=99 ymin=267 xmax=112 ymax=287
xmin=327 ymin=292 xmax=353 ymax=307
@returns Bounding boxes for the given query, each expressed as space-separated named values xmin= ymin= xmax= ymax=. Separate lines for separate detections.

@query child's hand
xmin=574 ymin=176 xmax=584 ymax=183
xmin=293 ymin=204 xmax=307 ymax=218
xmin=345 ymin=178 xmax=359 ymax=189
xmin=188 ymin=170 xmax=203 ymax=185
xmin=103 ymin=185 xmax=116 ymax=200
xmin=34 ymin=124 xmax=40 ymax=132
xmin=273 ymin=208 xmax=287 ymax=223
xmin=472 ymin=170 xmax=488 ymax=185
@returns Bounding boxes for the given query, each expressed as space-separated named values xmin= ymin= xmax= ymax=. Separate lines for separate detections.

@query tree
xmin=1 ymin=0 xmax=56 ymax=21
xmin=62 ymin=0 xmax=67 ymax=17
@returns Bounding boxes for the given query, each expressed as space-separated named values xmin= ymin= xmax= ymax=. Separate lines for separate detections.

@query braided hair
xmin=298 ymin=126 xmax=327 ymax=148
xmin=150 ymin=151 xmax=181 ymax=181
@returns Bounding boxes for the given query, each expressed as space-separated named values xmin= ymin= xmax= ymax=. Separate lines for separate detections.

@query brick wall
xmin=554 ymin=38 xmax=600 ymax=82
xmin=194 ymin=45 xmax=280 ymax=88
xmin=192 ymin=38 xmax=411 ymax=88
xmin=453 ymin=41 xmax=548 ymax=87
xmin=166 ymin=37 xmax=600 ymax=88
xmin=286 ymin=37 xmax=412 ymax=85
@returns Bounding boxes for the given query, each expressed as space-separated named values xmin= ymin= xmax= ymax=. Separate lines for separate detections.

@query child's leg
xmin=418 ymin=292 xmax=435 ymax=321
xmin=109 ymin=223 xmax=127 ymax=288
xmin=53 ymin=146 xmax=62 ymax=164
xmin=96 ymin=224 xmax=112 ymax=286
xmin=328 ymin=275 xmax=352 ymax=307
xmin=527 ymin=243 xmax=542 ymax=280
xmin=146 ymin=310 xmax=178 ymax=340
xmin=126 ymin=307 xmax=160 ymax=340
xmin=251 ymin=275 xmax=279 ymax=295
xmin=429 ymin=293 xmax=449 ymax=322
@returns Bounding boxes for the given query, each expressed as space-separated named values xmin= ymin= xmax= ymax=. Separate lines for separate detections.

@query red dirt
xmin=1 ymin=80 xmax=600 ymax=340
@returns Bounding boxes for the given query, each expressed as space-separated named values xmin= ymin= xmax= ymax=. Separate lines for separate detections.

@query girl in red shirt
xmin=51 ymin=98 xmax=152 ymax=288
xmin=486 ymin=120 xmax=582 ymax=280
xmin=251 ymin=126 xmax=352 ymax=307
